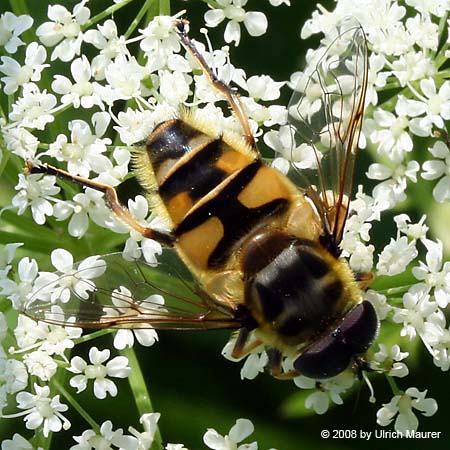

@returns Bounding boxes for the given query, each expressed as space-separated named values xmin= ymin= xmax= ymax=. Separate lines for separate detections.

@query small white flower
xmin=0 ymin=256 xmax=39 ymax=309
xmin=368 ymin=160 xmax=419 ymax=208
xmin=83 ymin=19 xmax=128 ymax=80
xmin=392 ymin=289 xmax=441 ymax=342
xmin=0 ymin=42 xmax=48 ymax=94
xmin=53 ymin=189 xmax=113 ymax=238
xmin=8 ymin=83 xmax=58 ymax=130
xmin=11 ymin=173 xmax=60 ymax=225
xmin=70 ymin=420 xmax=138 ymax=450
xmin=204 ymin=0 xmax=268 ymax=46
xmin=203 ymin=418 xmax=257 ymax=450
xmin=2 ymin=127 xmax=39 ymax=161
xmin=48 ymin=248 xmax=106 ymax=303
xmin=158 ymin=69 xmax=191 ymax=105
xmin=52 ymin=55 xmax=103 ymax=109
xmin=222 ymin=332 xmax=266 ymax=379
xmin=394 ymin=214 xmax=428 ymax=242
xmin=239 ymin=351 xmax=269 ymax=380
xmin=68 ymin=347 xmax=131 ymax=399
xmin=245 ymin=75 xmax=284 ymax=101
xmin=265 ymin=125 xmax=319 ymax=174
xmin=23 ymin=350 xmax=58 ymax=381
xmin=128 ymin=412 xmax=161 ymax=450
xmin=422 ymin=141 xmax=450 ymax=203
xmin=36 ymin=1 xmax=90 ymax=62
xmin=391 ymin=51 xmax=436 ymax=87
xmin=376 ymin=388 xmax=438 ymax=434
xmin=109 ymin=286 xmax=162 ymax=350
xmin=139 ymin=15 xmax=181 ymax=72
xmin=406 ymin=14 xmax=439 ymax=50
xmin=406 ymin=0 xmax=449 ymax=17
xmin=367 ymin=96 xmax=423 ymax=163
xmin=409 ymin=79 xmax=450 ymax=136
xmin=365 ymin=290 xmax=391 ymax=321
xmin=1 ymin=433 xmax=41 ymax=450
xmin=4 ymin=384 xmax=70 ymax=437
xmin=99 ymin=55 xmax=148 ymax=105
xmin=412 ymin=239 xmax=450 ymax=308
xmin=294 ymin=372 xmax=355 ymax=415
xmin=113 ymin=107 xmax=156 ymax=145
xmin=376 ymin=236 xmax=418 ymax=276
xmin=373 ymin=344 xmax=409 ymax=378
xmin=0 ymin=12 xmax=33 ymax=54
xmin=122 ymin=197 xmax=164 ymax=264
xmin=0 ymin=357 xmax=28 ymax=395
xmin=13 ymin=315 xmax=48 ymax=349
xmin=46 ymin=113 xmax=111 ymax=177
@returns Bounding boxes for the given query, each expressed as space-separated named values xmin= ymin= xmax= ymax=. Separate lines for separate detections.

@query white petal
xmin=203 ymin=429 xmax=225 ymax=450
xmin=229 ymin=418 xmax=254 ymax=442
xmin=51 ymin=248 xmax=73 ymax=273
xmin=204 ymin=10 xmax=225 ymax=27
xmin=433 ymin=176 xmax=450 ymax=202
xmin=420 ymin=78 xmax=436 ymax=98
xmin=395 ymin=410 xmax=418 ymax=433
xmin=244 ymin=12 xmax=268 ymax=37
xmin=224 ymin=21 xmax=241 ymax=46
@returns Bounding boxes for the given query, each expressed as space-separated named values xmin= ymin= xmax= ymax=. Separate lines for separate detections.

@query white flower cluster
xmin=0 ymin=0 xmax=290 ymax=446
xmin=1 ymin=0 xmax=450 ymax=444
xmin=221 ymin=0 xmax=450 ymax=437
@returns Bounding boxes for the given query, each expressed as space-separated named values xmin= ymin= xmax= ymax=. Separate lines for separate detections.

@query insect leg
xmin=230 ymin=327 xmax=263 ymax=359
xmin=266 ymin=348 xmax=298 ymax=380
xmin=26 ymin=162 xmax=175 ymax=246
xmin=354 ymin=271 xmax=374 ymax=290
xmin=174 ymin=19 xmax=256 ymax=148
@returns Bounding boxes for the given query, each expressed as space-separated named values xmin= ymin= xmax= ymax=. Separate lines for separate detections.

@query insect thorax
xmin=241 ymin=229 xmax=362 ymax=353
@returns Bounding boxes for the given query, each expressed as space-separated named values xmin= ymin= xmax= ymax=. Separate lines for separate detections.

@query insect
xmin=25 ymin=18 xmax=376 ymax=380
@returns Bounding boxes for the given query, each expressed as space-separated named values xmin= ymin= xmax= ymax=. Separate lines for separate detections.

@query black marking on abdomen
xmin=159 ymin=139 xmax=226 ymax=202
xmin=146 ymin=120 xmax=203 ymax=172
xmin=175 ymin=161 xmax=289 ymax=268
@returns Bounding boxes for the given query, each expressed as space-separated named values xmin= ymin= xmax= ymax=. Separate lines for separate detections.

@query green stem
xmin=83 ymin=0 xmax=136 ymax=30
xmin=75 ymin=329 xmax=114 ymax=344
xmin=434 ymin=12 xmax=450 ymax=67
xmin=124 ymin=0 xmax=155 ymax=39
xmin=120 ymin=346 xmax=163 ymax=450
xmin=0 ymin=144 xmax=10 ymax=179
xmin=435 ymin=43 xmax=450 ymax=69
xmin=386 ymin=374 xmax=403 ymax=396
xmin=159 ymin=0 xmax=171 ymax=16
xmin=53 ymin=378 xmax=100 ymax=432
xmin=436 ymin=68 xmax=450 ymax=79
xmin=378 ymin=285 xmax=412 ymax=296
xmin=8 ymin=0 xmax=28 ymax=15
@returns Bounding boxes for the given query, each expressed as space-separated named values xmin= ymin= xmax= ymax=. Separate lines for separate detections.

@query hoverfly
xmin=25 ymin=18 xmax=376 ymax=380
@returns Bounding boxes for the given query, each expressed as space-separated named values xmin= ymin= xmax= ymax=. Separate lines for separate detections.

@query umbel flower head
xmin=0 ymin=0 xmax=449 ymax=446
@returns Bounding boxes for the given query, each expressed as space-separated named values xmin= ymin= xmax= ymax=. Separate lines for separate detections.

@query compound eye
xmin=293 ymin=332 xmax=352 ymax=379
xmin=339 ymin=300 xmax=378 ymax=353
xmin=293 ymin=301 xmax=378 ymax=379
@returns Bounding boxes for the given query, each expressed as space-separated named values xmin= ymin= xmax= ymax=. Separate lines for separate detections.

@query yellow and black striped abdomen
xmin=133 ymin=112 xmax=297 ymax=274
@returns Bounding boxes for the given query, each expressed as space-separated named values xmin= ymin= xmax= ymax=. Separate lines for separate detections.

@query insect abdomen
xmin=133 ymin=112 xmax=296 ymax=272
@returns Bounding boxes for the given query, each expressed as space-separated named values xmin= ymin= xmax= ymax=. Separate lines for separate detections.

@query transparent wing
xmin=25 ymin=250 xmax=242 ymax=331
xmin=287 ymin=20 xmax=368 ymax=246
